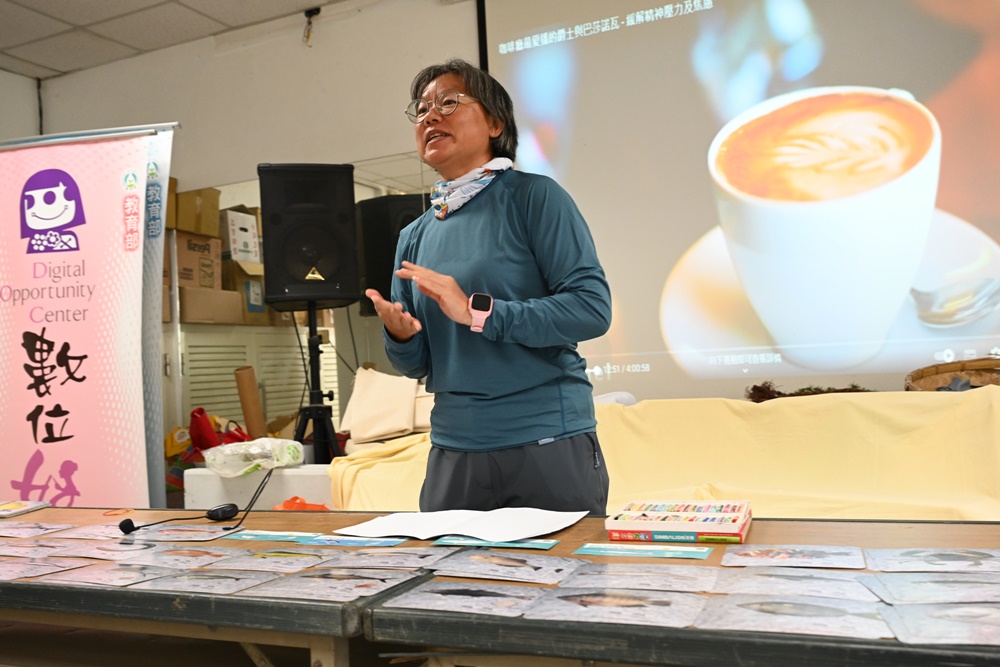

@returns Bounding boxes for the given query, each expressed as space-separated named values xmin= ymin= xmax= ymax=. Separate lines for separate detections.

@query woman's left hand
xmin=396 ymin=261 xmax=473 ymax=326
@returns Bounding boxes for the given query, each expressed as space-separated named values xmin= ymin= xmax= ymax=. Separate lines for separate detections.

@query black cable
xmin=119 ymin=515 xmax=193 ymax=535
xmin=290 ymin=316 xmax=310 ymax=440
xmin=119 ymin=503 xmax=239 ymax=535
xmin=335 ymin=348 xmax=357 ymax=375
xmin=345 ymin=306 xmax=360 ymax=374
xmin=223 ymin=468 xmax=274 ymax=531
xmin=36 ymin=77 xmax=43 ymax=134
xmin=292 ymin=315 xmax=311 ymax=396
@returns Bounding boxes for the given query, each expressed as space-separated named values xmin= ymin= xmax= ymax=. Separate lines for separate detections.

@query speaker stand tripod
xmin=294 ymin=302 xmax=341 ymax=464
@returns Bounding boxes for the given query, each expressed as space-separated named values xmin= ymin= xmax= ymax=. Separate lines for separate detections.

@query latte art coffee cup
xmin=715 ymin=92 xmax=935 ymax=202
xmin=708 ymin=87 xmax=941 ymax=369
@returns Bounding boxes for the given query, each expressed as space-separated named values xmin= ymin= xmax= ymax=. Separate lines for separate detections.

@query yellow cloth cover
xmin=328 ymin=432 xmax=430 ymax=511
xmin=339 ymin=368 xmax=418 ymax=444
xmin=327 ymin=386 xmax=1000 ymax=520
xmin=600 ymin=386 xmax=1000 ymax=520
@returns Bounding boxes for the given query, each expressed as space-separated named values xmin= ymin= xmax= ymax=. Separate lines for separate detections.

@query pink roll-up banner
xmin=0 ymin=130 xmax=163 ymax=508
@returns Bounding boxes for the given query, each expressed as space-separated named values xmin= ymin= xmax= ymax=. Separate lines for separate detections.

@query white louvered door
xmin=169 ymin=324 xmax=340 ymax=433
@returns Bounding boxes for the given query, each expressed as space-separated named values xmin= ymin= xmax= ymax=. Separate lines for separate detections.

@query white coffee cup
xmin=708 ymin=86 xmax=941 ymax=369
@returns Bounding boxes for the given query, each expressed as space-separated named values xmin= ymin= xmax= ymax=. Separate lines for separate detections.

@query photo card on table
xmin=859 ymin=571 xmax=1000 ymax=604
xmin=721 ymin=544 xmax=866 ymax=569
xmin=0 ymin=540 xmax=74 ymax=559
xmin=880 ymin=603 xmax=1000 ymax=645
xmin=203 ymin=547 xmax=335 ymax=573
xmin=864 ymin=548 xmax=1000 ymax=573
xmin=523 ymin=587 xmax=707 ymax=627
xmin=694 ymin=594 xmax=894 ymax=639
xmin=236 ymin=567 xmax=421 ymax=603
xmin=43 ymin=523 xmax=132 ymax=540
xmin=0 ymin=522 xmax=76 ymax=538
xmin=713 ymin=566 xmax=879 ymax=602
xmin=431 ymin=548 xmax=585 ymax=585
xmin=315 ymin=546 xmax=460 ymax=570
xmin=383 ymin=581 xmax=546 ymax=617
xmin=32 ymin=562 xmax=178 ymax=587
xmin=123 ymin=545 xmax=249 ymax=568
xmin=0 ymin=556 xmax=88 ymax=581
xmin=48 ymin=540 xmax=164 ymax=561
xmin=128 ymin=569 xmax=282 ymax=594
xmin=559 ymin=562 xmax=719 ymax=593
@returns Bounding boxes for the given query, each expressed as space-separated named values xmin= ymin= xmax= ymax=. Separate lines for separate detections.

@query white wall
xmin=38 ymin=0 xmax=477 ymax=190
xmin=0 ymin=70 xmax=39 ymax=140
xmin=25 ymin=0 xmax=478 ymax=416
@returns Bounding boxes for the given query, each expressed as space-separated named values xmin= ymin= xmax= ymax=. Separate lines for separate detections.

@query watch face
xmin=471 ymin=293 xmax=492 ymax=311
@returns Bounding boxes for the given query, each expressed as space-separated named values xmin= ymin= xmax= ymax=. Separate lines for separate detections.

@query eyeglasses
xmin=405 ymin=90 xmax=478 ymax=123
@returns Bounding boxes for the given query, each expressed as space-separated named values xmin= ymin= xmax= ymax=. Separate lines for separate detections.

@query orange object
xmin=273 ymin=496 xmax=329 ymax=511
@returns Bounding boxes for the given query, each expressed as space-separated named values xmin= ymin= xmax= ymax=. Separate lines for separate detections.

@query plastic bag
xmin=204 ymin=438 xmax=304 ymax=478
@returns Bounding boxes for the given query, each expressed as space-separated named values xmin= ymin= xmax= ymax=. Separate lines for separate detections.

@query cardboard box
xmin=176 ymin=187 xmax=221 ymax=237
xmin=179 ymin=287 xmax=243 ymax=324
xmin=268 ymin=413 xmax=312 ymax=441
xmin=225 ymin=204 xmax=263 ymax=238
xmin=162 ymin=285 xmax=171 ymax=323
xmin=165 ymin=177 xmax=177 ymax=229
xmin=248 ymin=206 xmax=263 ymax=237
xmin=222 ymin=259 xmax=269 ymax=326
xmin=280 ymin=310 xmax=332 ymax=329
xmin=269 ymin=307 xmax=295 ymax=327
xmin=219 ymin=209 xmax=261 ymax=263
xmin=166 ymin=231 xmax=222 ymax=289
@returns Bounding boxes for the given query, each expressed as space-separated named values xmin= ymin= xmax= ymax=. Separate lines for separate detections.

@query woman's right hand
xmin=365 ymin=289 xmax=423 ymax=342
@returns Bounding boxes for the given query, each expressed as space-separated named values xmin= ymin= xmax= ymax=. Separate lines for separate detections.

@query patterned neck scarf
xmin=429 ymin=158 xmax=513 ymax=219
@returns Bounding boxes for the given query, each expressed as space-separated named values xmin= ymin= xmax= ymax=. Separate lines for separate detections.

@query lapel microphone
xmin=118 ymin=468 xmax=274 ymax=535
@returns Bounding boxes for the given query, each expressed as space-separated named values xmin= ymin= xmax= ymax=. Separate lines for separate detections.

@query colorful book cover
xmin=605 ymin=500 xmax=751 ymax=539
xmin=0 ymin=500 xmax=50 ymax=518
xmin=608 ymin=516 xmax=753 ymax=544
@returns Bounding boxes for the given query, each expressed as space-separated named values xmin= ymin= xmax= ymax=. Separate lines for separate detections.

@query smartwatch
xmin=468 ymin=293 xmax=493 ymax=333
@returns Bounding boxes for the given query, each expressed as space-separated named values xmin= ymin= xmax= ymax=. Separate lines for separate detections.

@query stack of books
xmin=605 ymin=500 xmax=752 ymax=543
xmin=0 ymin=500 xmax=50 ymax=518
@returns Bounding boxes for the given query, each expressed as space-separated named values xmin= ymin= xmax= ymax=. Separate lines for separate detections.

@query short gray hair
xmin=410 ymin=59 xmax=518 ymax=161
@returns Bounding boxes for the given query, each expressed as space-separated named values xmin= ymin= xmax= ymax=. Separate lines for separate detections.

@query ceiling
xmin=0 ymin=0 xmax=361 ymax=80
xmin=0 ymin=0 xmax=442 ymax=193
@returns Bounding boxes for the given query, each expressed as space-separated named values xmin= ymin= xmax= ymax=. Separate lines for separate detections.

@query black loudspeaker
xmin=357 ymin=194 xmax=428 ymax=316
xmin=257 ymin=163 xmax=360 ymax=311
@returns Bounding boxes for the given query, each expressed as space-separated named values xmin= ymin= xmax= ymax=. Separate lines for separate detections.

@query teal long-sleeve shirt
xmin=383 ymin=169 xmax=612 ymax=452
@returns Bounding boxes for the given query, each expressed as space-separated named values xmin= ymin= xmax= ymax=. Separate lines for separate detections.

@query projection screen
xmin=482 ymin=0 xmax=1000 ymax=398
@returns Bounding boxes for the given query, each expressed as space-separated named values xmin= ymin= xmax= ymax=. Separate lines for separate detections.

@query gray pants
xmin=419 ymin=432 xmax=610 ymax=516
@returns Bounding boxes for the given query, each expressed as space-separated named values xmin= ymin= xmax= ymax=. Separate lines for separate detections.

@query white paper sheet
xmin=333 ymin=508 xmax=589 ymax=542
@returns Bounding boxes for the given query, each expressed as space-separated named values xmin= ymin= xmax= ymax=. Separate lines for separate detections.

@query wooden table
xmin=2 ymin=509 xmax=1000 ymax=666
xmin=365 ymin=517 xmax=1000 ymax=667
xmin=0 ymin=507 xmax=402 ymax=667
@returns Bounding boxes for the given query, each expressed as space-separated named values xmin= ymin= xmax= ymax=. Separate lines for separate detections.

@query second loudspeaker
xmin=357 ymin=194 xmax=428 ymax=316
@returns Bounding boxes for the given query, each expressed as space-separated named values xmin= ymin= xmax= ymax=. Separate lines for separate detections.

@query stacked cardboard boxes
xmin=162 ymin=187 xmax=293 ymax=327
xmin=165 ymin=177 xmax=178 ymax=230
xmin=220 ymin=209 xmax=261 ymax=263
xmin=219 ymin=205 xmax=270 ymax=326
xmin=175 ymin=187 xmax=221 ymax=237
xmin=165 ymin=229 xmax=242 ymax=325
xmin=222 ymin=258 xmax=268 ymax=326
xmin=164 ymin=187 xmax=242 ymax=324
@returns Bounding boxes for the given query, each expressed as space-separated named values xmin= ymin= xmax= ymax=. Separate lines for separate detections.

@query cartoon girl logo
xmin=20 ymin=169 xmax=87 ymax=253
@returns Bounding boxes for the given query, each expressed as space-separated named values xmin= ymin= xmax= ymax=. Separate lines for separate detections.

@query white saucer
xmin=660 ymin=209 xmax=1000 ymax=378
